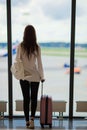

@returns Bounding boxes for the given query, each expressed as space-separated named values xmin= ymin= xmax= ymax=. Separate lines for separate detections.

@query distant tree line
xmin=39 ymin=42 xmax=87 ymax=48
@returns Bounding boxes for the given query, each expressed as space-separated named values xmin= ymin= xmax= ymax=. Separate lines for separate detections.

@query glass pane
xmin=0 ymin=0 xmax=8 ymax=116
xmin=74 ymin=0 xmax=87 ymax=117
xmin=12 ymin=0 xmax=71 ymax=116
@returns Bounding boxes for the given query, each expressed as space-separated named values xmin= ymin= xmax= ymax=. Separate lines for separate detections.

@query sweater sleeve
xmin=37 ymin=46 xmax=44 ymax=80
xmin=15 ymin=44 xmax=22 ymax=61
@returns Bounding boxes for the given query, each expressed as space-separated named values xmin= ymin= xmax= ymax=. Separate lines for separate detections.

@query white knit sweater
xmin=15 ymin=43 xmax=44 ymax=82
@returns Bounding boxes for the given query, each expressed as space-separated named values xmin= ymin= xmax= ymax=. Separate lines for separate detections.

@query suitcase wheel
xmin=49 ymin=124 xmax=52 ymax=128
xmin=41 ymin=124 xmax=44 ymax=128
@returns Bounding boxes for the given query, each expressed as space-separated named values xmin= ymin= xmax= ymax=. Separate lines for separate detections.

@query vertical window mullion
xmin=6 ymin=0 xmax=13 ymax=119
xmin=69 ymin=0 xmax=76 ymax=119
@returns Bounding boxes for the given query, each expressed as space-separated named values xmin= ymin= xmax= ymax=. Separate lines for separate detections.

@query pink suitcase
xmin=40 ymin=83 xmax=52 ymax=128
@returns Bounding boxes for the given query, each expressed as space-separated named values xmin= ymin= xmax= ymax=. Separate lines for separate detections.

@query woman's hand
xmin=41 ymin=79 xmax=45 ymax=83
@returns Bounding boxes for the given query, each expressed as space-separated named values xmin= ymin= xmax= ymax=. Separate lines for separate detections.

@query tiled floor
xmin=0 ymin=117 xmax=87 ymax=130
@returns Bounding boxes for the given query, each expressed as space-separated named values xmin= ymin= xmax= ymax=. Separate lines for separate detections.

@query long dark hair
xmin=21 ymin=25 xmax=39 ymax=58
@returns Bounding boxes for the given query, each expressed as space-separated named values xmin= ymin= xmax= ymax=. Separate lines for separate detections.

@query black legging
xmin=20 ymin=80 xmax=39 ymax=121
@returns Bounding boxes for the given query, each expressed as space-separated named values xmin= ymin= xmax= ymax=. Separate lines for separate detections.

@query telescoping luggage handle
xmin=41 ymin=82 xmax=44 ymax=96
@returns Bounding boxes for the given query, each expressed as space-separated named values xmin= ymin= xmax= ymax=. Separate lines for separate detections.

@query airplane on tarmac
xmin=0 ymin=42 xmax=18 ymax=57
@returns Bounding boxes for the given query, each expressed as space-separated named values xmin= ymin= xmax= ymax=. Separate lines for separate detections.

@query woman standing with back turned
xmin=15 ymin=25 xmax=45 ymax=129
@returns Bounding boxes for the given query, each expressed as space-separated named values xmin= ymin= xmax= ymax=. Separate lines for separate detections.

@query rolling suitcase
xmin=40 ymin=83 xmax=52 ymax=128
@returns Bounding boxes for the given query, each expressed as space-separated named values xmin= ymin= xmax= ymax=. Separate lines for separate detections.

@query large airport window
xmin=1 ymin=0 xmax=87 ymax=118
xmin=74 ymin=0 xmax=87 ymax=117
xmin=0 ymin=0 xmax=8 ymax=116
xmin=11 ymin=0 xmax=71 ymax=117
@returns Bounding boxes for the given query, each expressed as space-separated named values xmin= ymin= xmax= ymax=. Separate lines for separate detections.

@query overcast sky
xmin=0 ymin=0 xmax=87 ymax=43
